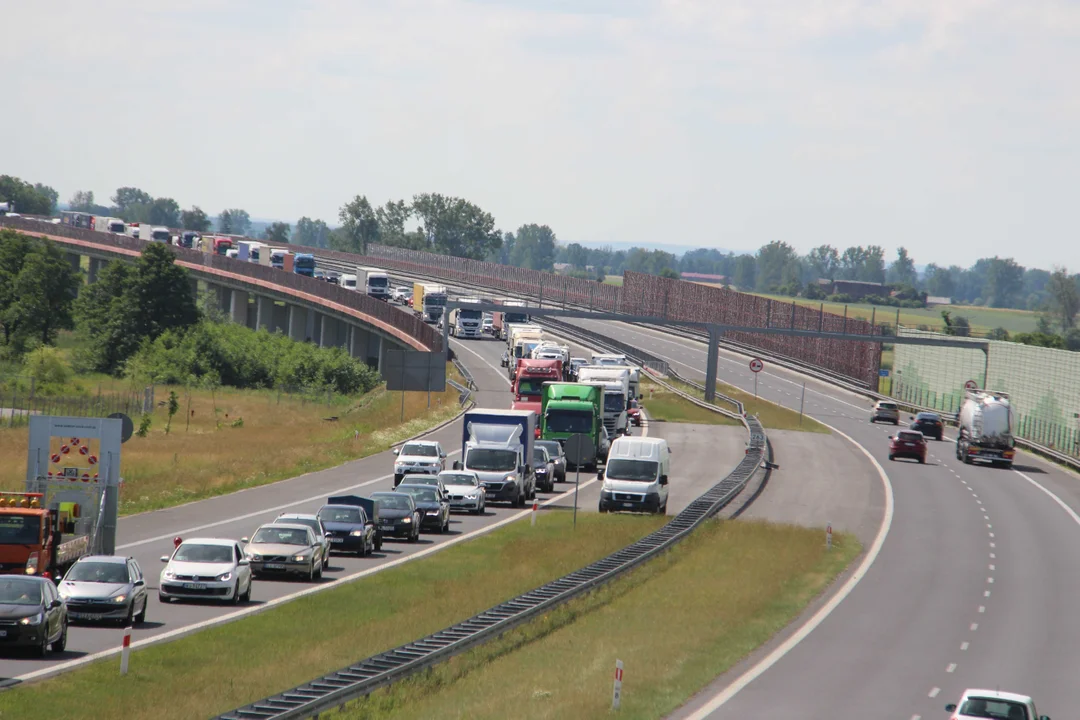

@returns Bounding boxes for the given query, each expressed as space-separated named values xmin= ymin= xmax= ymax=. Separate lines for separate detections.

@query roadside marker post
xmin=826 ymin=522 xmax=833 ymax=551
xmin=120 ymin=626 xmax=132 ymax=675
xmin=613 ymin=659 xmax=624 ymax=710
xmin=531 ymin=499 xmax=538 ymax=527
xmin=799 ymin=382 xmax=806 ymax=425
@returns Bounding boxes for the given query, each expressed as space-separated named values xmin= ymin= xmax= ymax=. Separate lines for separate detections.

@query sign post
xmin=749 ymin=358 xmax=764 ymax=398
xmin=799 ymin=382 xmax=806 ymax=426
xmin=964 ymin=380 xmax=978 ymax=391
xmin=564 ymin=433 xmax=595 ymax=530
xmin=613 ymin=659 xmax=624 ymax=710
xmin=826 ymin=521 xmax=833 ymax=550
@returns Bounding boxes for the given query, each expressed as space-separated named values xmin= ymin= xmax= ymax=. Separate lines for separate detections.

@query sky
xmin=3 ymin=0 xmax=1079 ymax=271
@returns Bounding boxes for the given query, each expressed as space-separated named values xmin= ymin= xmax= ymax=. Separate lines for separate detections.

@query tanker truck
xmin=956 ymin=389 xmax=1016 ymax=468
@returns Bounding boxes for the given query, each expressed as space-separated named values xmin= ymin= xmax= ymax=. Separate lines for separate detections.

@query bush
xmin=802 ymin=283 xmax=825 ymax=300
xmin=125 ymin=320 xmax=382 ymax=395
xmin=986 ymin=327 xmax=1010 ymax=341
xmin=1013 ymin=331 xmax=1066 ymax=349
xmin=827 ymin=293 xmax=853 ymax=304
xmin=20 ymin=346 xmax=74 ymax=394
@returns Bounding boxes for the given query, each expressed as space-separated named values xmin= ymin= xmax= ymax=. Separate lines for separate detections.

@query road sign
xmin=879 ymin=369 xmax=890 ymax=377
xmin=108 ymin=413 xmax=134 ymax=444
xmin=964 ymin=380 xmax=978 ymax=391
xmin=749 ymin=358 xmax=764 ymax=373
xmin=564 ymin=433 xmax=595 ymax=467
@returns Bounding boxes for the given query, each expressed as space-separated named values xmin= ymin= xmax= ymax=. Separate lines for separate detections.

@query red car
xmin=889 ymin=430 xmax=927 ymax=463
xmin=627 ymin=398 xmax=642 ymax=427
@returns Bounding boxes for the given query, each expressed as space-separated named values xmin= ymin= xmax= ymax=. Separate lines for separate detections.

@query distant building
xmin=925 ymin=296 xmax=952 ymax=306
xmin=681 ymin=272 xmax=729 ymax=284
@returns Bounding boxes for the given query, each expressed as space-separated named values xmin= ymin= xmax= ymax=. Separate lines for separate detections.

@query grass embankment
xmin=654 ymin=376 xmax=830 ymax=434
xmin=0 ymin=365 xmax=466 ymax=515
xmin=0 ymin=513 xmax=665 ymax=720
xmin=325 ymin=520 xmax=862 ymax=720
xmin=602 ymin=275 xmax=624 ymax=286
xmin=638 ymin=377 xmax=739 ymax=426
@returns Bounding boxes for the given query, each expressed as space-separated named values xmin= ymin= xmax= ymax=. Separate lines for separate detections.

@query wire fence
xmin=1 ymin=384 xmax=154 ymax=429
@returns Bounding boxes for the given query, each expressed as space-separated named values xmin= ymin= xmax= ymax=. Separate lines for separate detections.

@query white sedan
xmin=438 ymin=470 xmax=486 ymax=514
xmin=945 ymin=689 xmax=1050 ymax=720
xmin=159 ymin=537 xmax=253 ymax=604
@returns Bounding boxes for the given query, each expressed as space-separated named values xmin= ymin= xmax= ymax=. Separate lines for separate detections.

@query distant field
xmin=603 ymin=275 xmax=624 ymax=286
xmin=690 ymin=287 xmax=1040 ymax=335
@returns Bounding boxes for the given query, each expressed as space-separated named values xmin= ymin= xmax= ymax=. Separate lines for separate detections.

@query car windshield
xmin=898 ymin=432 xmax=923 ymax=442
xmin=66 ymin=562 xmax=129 ymax=583
xmin=373 ymin=494 xmax=412 ymax=510
xmin=604 ymin=395 xmax=625 ymax=413
xmin=174 ymin=544 xmax=234 ymax=563
xmin=533 ymin=448 xmax=549 ymax=464
xmin=0 ymin=515 xmax=41 ymax=544
xmin=545 ymin=409 xmax=593 ymax=434
xmin=605 ymin=459 xmax=659 ymax=482
xmin=466 ymin=448 xmax=518 ymax=472
xmin=535 ymin=441 xmax=561 ymax=457
xmin=958 ymin=698 xmax=1029 ymax=719
xmin=441 ymin=474 xmax=478 ymax=487
xmin=401 ymin=488 xmax=438 ymax=503
xmin=319 ymin=507 xmax=362 ymax=524
xmin=280 ymin=517 xmax=321 ymax=535
xmin=878 ymin=403 xmax=898 ymax=410
xmin=917 ymin=413 xmax=941 ymax=421
xmin=251 ymin=527 xmax=310 ymax=546
xmin=401 ymin=443 xmax=438 ymax=457
xmin=406 ymin=476 xmax=438 ymax=487
xmin=0 ymin=579 xmax=42 ymax=606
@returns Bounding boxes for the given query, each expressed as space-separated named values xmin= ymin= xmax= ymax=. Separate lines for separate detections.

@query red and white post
xmin=531 ymin=499 xmax=538 ymax=527
xmin=120 ymin=625 xmax=132 ymax=675
xmin=826 ymin=522 xmax=833 ymax=551
xmin=612 ymin=659 xmax=624 ymax=709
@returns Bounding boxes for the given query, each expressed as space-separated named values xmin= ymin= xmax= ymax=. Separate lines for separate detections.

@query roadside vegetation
xmin=653 ymin=376 xmax=830 ymax=434
xmin=638 ymin=378 xmax=739 ymax=426
xmin=325 ymin=520 xmax=861 ymax=720
xmin=0 ymin=512 xmax=666 ymax=720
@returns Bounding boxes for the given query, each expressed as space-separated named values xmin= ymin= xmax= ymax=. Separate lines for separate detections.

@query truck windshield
xmin=459 ymin=309 xmax=482 ymax=320
xmin=605 ymin=459 xmax=659 ymax=482
xmin=505 ymin=313 xmax=528 ymax=324
xmin=545 ymin=409 xmax=593 ymax=434
xmin=604 ymin=394 xmax=625 ymax=413
xmin=0 ymin=515 xmax=41 ymax=544
xmin=427 ymin=295 xmax=447 ymax=306
xmin=368 ymin=276 xmax=389 ymax=287
xmin=466 ymin=448 xmax=517 ymax=472
xmin=516 ymin=379 xmax=544 ymax=396
xmin=295 ymin=256 xmax=316 ymax=269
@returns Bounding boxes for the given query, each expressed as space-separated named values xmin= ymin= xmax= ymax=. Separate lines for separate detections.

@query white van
xmin=340 ymin=274 xmax=358 ymax=290
xmin=598 ymin=436 xmax=670 ymax=515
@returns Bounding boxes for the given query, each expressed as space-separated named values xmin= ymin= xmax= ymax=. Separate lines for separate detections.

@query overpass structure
xmin=0 ymin=217 xmax=441 ymax=370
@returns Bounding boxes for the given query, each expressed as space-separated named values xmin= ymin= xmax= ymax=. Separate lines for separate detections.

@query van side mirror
xmin=241 ymin=537 xmax=250 ymax=544
xmin=945 ymin=705 xmax=957 ymax=713
xmin=453 ymin=460 xmax=462 ymax=470
xmin=440 ymin=451 xmax=447 ymax=458
xmin=659 ymin=475 xmax=668 ymax=486
xmin=392 ymin=448 xmax=400 ymax=456
xmin=597 ymin=469 xmax=604 ymax=480
xmin=159 ymin=555 xmax=169 ymax=563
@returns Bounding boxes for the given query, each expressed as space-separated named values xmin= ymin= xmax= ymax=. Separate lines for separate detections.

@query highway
xmin=552 ymin=319 xmax=1080 ymax=720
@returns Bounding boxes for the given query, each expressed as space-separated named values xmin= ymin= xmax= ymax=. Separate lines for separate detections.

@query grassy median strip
xmin=662 ymin=376 xmax=830 ymax=434
xmin=325 ymin=519 xmax=861 ymax=720
xmin=639 ymin=379 xmax=740 ymax=426
xmin=0 ymin=364 xmax=465 ymax=515
xmin=0 ymin=512 xmax=666 ymax=720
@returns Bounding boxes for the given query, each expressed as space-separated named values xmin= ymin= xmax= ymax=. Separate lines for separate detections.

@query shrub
xmin=20 ymin=346 xmax=74 ymax=394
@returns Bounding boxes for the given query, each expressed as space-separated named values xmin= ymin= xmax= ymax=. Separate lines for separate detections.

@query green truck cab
xmin=540 ymin=382 xmax=604 ymax=470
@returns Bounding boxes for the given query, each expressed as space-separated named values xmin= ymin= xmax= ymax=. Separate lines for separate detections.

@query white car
xmin=482 ymin=314 xmax=494 ymax=335
xmin=393 ymin=440 xmax=447 ymax=487
xmin=945 ymin=689 xmax=1049 ymax=720
xmin=392 ymin=286 xmax=411 ymax=303
xmin=159 ymin=538 xmax=252 ymax=604
xmin=275 ymin=513 xmax=332 ymax=567
xmin=437 ymin=470 xmax=486 ymax=514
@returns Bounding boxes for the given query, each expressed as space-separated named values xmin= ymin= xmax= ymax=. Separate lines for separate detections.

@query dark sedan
xmin=910 ymin=412 xmax=944 ymax=440
xmin=535 ymin=440 xmax=567 ymax=483
xmin=397 ymin=485 xmax=451 ymax=533
xmin=532 ymin=446 xmax=555 ymax=493
xmin=369 ymin=492 xmax=421 ymax=542
xmin=317 ymin=502 xmax=378 ymax=556
xmin=0 ymin=576 xmax=68 ymax=657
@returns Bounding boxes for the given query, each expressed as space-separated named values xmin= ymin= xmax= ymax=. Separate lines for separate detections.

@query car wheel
xmin=375 ymin=536 xmax=383 ymax=552
xmin=135 ymin=598 xmax=147 ymax=624
xmin=123 ymin=603 xmax=135 ymax=626
xmin=894 ymin=420 xmax=900 ymax=425
xmin=888 ymin=455 xmax=894 ymax=461
xmin=240 ymin=579 xmax=251 ymax=603
xmin=232 ymin=580 xmax=242 ymax=604
xmin=307 ymin=563 xmax=316 ymax=582
xmin=36 ymin=626 xmax=50 ymax=657
xmin=51 ymin=619 xmax=68 ymax=653
xmin=314 ymin=559 xmax=323 ymax=580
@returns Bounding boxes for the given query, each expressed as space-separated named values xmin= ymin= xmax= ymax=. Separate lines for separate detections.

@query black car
xmin=535 ymin=440 xmax=567 ymax=483
xmin=532 ymin=446 xmax=555 ymax=493
xmin=910 ymin=412 xmax=944 ymax=440
xmin=318 ymin=498 xmax=379 ymax=555
xmin=369 ymin=492 xmax=421 ymax=542
xmin=0 ymin=576 xmax=68 ymax=657
xmin=397 ymin=485 xmax=451 ymax=533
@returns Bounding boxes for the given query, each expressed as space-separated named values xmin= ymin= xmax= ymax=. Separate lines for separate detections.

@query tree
xmin=411 ymin=193 xmax=502 ymax=260
xmin=941 ymin=311 xmax=971 ymax=337
xmin=984 ymin=257 xmax=1025 ymax=308
xmin=566 ymin=242 xmax=589 ymax=270
xmin=111 ymin=187 xmax=153 ymax=220
xmin=217 ymin=208 xmax=251 ymax=236
xmin=0 ymin=176 xmax=56 ymax=215
xmin=375 ymin=200 xmax=412 ymax=246
xmin=293 ymin=217 xmax=331 ymax=248
xmin=335 ymin=195 xmax=380 ymax=253
xmin=0 ymin=231 xmax=78 ymax=351
xmin=755 ymin=241 xmax=799 ymax=291
xmin=733 ymin=255 xmax=756 ymax=290
xmin=805 ymin=245 xmax=840 ymax=281
xmin=263 ymin=221 xmax=291 ymax=244
xmin=924 ymin=264 xmax=955 ymax=298
xmin=659 ymin=268 xmax=681 ymax=280
xmin=508 ymin=224 xmax=557 ymax=270
xmin=888 ymin=247 xmax=918 ymax=287
xmin=181 ymin=206 xmax=212 ymax=232
xmin=68 ymin=190 xmax=97 ymax=212
xmin=861 ymin=246 xmax=887 ymax=284
xmin=148 ymin=197 xmax=181 ymax=227
xmin=1046 ymin=267 xmax=1080 ymax=333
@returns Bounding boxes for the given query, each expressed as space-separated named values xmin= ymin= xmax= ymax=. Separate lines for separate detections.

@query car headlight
xmin=216 ymin=572 xmax=233 ymax=582
xmin=112 ymin=594 xmax=127 ymax=603
xmin=293 ymin=554 xmax=310 ymax=562
xmin=164 ymin=570 xmax=177 ymax=579
xmin=401 ymin=517 xmax=412 ymax=524
xmin=350 ymin=530 xmax=364 ymax=536
xmin=19 ymin=612 xmax=44 ymax=626
xmin=247 ymin=554 xmax=262 ymax=562
xmin=504 ymin=474 xmax=516 ymax=483
xmin=395 ymin=462 xmax=405 ymax=469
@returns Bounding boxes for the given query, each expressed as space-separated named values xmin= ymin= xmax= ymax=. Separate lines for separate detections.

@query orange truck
xmin=0 ymin=492 xmax=91 ymax=579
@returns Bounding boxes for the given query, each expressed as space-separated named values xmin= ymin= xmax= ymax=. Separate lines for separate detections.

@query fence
xmin=893 ymin=328 xmax=1080 ymax=460
xmin=1 ymin=384 xmax=153 ymax=429
xmin=0 ymin=218 xmax=441 ymax=352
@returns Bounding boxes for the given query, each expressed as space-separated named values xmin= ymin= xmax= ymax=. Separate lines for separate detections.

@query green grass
xmin=0 ymin=512 xmax=666 ymax=720
xmin=603 ymin=275 xmax=623 ymax=286
xmin=324 ymin=520 xmax=862 ymax=720
xmin=659 ymin=377 xmax=830 ymax=434
xmin=639 ymin=378 xmax=740 ymax=426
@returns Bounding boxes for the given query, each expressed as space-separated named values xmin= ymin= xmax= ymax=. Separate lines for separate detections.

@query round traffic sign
xmin=749 ymin=358 xmax=764 ymax=373
xmin=964 ymin=380 xmax=978 ymax=391
xmin=564 ymin=433 xmax=596 ymax=466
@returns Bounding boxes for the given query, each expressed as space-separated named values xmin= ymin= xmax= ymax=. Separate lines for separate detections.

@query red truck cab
xmin=513 ymin=359 xmax=562 ymax=403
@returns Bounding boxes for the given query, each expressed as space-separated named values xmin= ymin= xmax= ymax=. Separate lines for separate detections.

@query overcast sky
xmin=4 ymin=1 xmax=1078 ymax=270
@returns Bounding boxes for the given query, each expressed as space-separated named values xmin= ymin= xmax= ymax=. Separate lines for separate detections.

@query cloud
xmin=2 ymin=0 xmax=1079 ymax=269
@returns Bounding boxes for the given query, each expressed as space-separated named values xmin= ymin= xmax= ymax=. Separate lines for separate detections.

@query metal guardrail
xmin=215 ymin=316 xmax=768 ymax=720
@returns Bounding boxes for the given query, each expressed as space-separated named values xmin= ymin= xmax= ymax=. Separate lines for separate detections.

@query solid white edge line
xmin=680 ymin=418 xmax=894 ymax=719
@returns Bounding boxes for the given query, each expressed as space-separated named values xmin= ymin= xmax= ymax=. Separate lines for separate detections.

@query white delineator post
xmin=531 ymin=499 xmax=538 ymax=527
xmin=826 ymin=522 xmax=833 ymax=550
xmin=613 ymin=659 xmax=624 ymax=710
xmin=120 ymin=625 xmax=132 ymax=675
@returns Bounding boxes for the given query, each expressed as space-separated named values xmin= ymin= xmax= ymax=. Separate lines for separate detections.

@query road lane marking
xmin=960 ymin=642 xmax=969 ymax=651
xmin=978 ymin=606 xmax=986 ymax=613
xmin=970 ymin=623 xmax=978 ymax=631
xmin=946 ymin=663 xmax=957 ymax=673
xmin=929 ymin=687 xmax=940 ymax=698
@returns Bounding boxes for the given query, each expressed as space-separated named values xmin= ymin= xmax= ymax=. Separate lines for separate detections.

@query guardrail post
xmin=704 ymin=325 xmax=720 ymax=404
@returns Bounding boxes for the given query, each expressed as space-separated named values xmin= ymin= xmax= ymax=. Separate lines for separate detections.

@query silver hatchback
xmin=870 ymin=400 xmax=900 ymax=425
